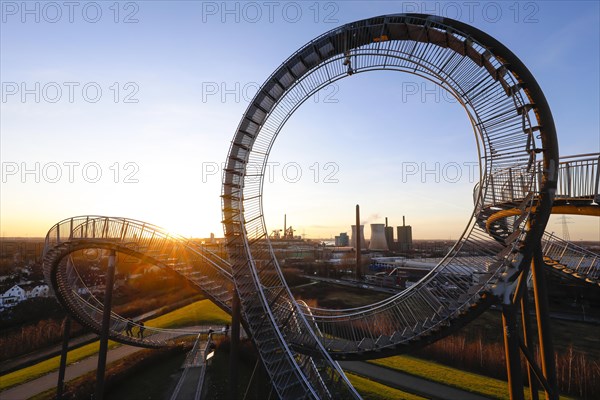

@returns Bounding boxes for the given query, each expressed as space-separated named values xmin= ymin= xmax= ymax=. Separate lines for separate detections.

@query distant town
xmin=2 ymin=217 xmax=598 ymax=316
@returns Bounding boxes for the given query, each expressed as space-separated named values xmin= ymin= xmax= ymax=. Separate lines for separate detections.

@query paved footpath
xmin=340 ymin=360 xmax=492 ymax=400
xmin=1 ymin=304 xmax=190 ymax=375
xmin=3 ymin=341 xmax=491 ymax=399
xmin=0 ymin=341 xmax=152 ymax=400
xmin=0 ymin=332 xmax=98 ymax=375
xmin=0 ymin=327 xmax=215 ymax=400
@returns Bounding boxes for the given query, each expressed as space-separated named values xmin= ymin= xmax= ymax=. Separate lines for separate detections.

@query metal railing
xmin=553 ymin=153 xmax=600 ymax=201
xmin=170 ymin=333 xmax=215 ymax=400
xmin=542 ymin=232 xmax=600 ymax=282
xmin=43 ymin=216 xmax=234 ymax=348
xmin=475 ymin=153 xmax=599 ymax=208
xmin=41 ymin=13 xmax=592 ymax=399
xmin=221 ymin=13 xmax=556 ymax=398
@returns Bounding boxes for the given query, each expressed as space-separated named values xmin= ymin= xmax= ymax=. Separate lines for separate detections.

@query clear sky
xmin=1 ymin=1 xmax=599 ymax=241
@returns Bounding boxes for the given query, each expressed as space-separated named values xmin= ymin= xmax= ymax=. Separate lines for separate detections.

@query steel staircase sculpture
xmin=43 ymin=216 xmax=234 ymax=348
xmin=41 ymin=153 xmax=598 ymax=354
xmin=220 ymin=14 xmax=560 ymax=396
xmin=477 ymin=153 xmax=599 ymax=286
xmin=40 ymin=13 xmax=599 ymax=400
xmin=542 ymin=233 xmax=600 ymax=287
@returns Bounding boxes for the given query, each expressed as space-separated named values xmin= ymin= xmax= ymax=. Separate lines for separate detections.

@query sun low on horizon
xmin=1 ymin=2 xmax=599 ymax=242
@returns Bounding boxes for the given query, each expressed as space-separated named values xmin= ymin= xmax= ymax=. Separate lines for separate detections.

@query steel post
xmin=355 ymin=204 xmax=361 ymax=281
xmin=521 ymin=284 xmax=539 ymax=400
xmin=229 ymin=290 xmax=241 ymax=400
xmin=95 ymin=250 xmax=116 ymax=400
xmin=56 ymin=316 xmax=71 ymax=399
xmin=532 ymin=247 xmax=559 ymax=400
xmin=502 ymin=303 xmax=525 ymax=400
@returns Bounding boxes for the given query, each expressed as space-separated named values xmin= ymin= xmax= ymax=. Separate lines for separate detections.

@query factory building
xmin=397 ymin=216 xmax=413 ymax=251
xmin=334 ymin=232 xmax=349 ymax=247
xmin=350 ymin=225 xmax=366 ymax=249
xmin=345 ymin=212 xmax=413 ymax=253
xmin=385 ymin=217 xmax=394 ymax=250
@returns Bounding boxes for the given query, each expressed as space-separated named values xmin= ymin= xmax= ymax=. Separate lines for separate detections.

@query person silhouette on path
xmin=138 ymin=321 xmax=145 ymax=339
xmin=125 ymin=319 xmax=134 ymax=336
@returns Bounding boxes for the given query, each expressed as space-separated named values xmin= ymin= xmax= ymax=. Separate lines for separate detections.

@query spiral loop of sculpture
xmin=40 ymin=14 xmax=600 ymax=400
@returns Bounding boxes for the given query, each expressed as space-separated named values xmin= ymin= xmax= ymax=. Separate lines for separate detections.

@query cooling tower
xmin=369 ymin=224 xmax=389 ymax=251
xmin=350 ymin=225 xmax=366 ymax=249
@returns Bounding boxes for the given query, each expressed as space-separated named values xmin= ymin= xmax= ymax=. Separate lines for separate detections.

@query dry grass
xmin=0 ymin=299 xmax=227 ymax=391
xmin=0 ymin=290 xmax=203 ymax=362
xmin=29 ymin=345 xmax=189 ymax=400
xmin=416 ymin=333 xmax=599 ymax=398
xmin=370 ymin=355 xmax=574 ymax=400
xmin=0 ymin=318 xmax=84 ymax=361
xmin=0 ymin=340 xmax=120 ymax=391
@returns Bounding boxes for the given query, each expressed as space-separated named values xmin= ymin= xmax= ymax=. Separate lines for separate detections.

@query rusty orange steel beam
xmin=486 ymin=205 xmax=600 ymax=233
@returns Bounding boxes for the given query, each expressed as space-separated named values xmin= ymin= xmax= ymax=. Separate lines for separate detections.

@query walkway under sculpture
xmin=42 ymin=14 xmax=599 ymax=400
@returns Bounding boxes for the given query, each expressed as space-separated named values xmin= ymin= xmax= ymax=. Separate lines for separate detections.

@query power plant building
xmin=335 ymin=232 xmax=349 ymax=247
xmin=397 ymin=216 xmax=413 ymax=251
xmin=384 ymin=217 xmax=394 ymax=250
xmin=350 ymin=225 xmax=366 ymax=250
xmin=369 ymin=224 xmax=389 ymax=251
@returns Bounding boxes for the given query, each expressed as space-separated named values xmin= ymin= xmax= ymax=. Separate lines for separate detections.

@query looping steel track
xmin=41 ymin=14 xmax=600 ymax=400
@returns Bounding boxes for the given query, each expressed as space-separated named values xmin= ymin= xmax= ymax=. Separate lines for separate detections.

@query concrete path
xmin=1 ymin=343 xmax=143 ymax=400
xmin=0 ymin=301 xmax=195 ymax=375
xmin=341 ymin=360 xmax=492 ymax=400
xmin=0 ymin=327 xmax=218 ymax=400
xmin=3 ymin=338 xmax=492 ymax=399
xmin=0 ymin=332 xmax=98 ymax=375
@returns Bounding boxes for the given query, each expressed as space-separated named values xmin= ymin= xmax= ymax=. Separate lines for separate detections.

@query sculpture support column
xmin=95 ymin=249 xmax=116 ymax=400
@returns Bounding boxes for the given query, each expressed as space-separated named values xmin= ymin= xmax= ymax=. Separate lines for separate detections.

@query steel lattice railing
xmin=475 ymin=154 xmax=599 ymax=286
xmin=542 ymin=232 xmax=600 ymax=284
xmin=40 ymin=13 xmax=599 ymax=400
xmin=43 ymin=216 xmax=234 ymax=348
xmin=221 ymin=13 xmax=561 ymax=398
xmin=476 ymin=153 xmax=599 ymax=208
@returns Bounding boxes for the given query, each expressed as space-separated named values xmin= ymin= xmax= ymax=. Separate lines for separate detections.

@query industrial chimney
xmin=350 ymin=225 xmax=366 ymax=250
xmin=384 ymin=217 xmax=394 ymax=250
xmin=397 ymin=215 xmax=413 ymax=251
xmin=369 ymin=224 xmax=389 ymax=251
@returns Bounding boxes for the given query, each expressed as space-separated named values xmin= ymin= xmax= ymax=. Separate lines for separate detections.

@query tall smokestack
xmin=284 ymin=214 xmax=286 ymax=238
xmin=403 ymin=215 xmax=406 ymax=226
xmin=351 ymin=225 xmax=366 ymax=249
xmin=356 ymin=205 xmax=361 ymax=280
xmin=385 ymin=217 xmax=388 ymax=227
